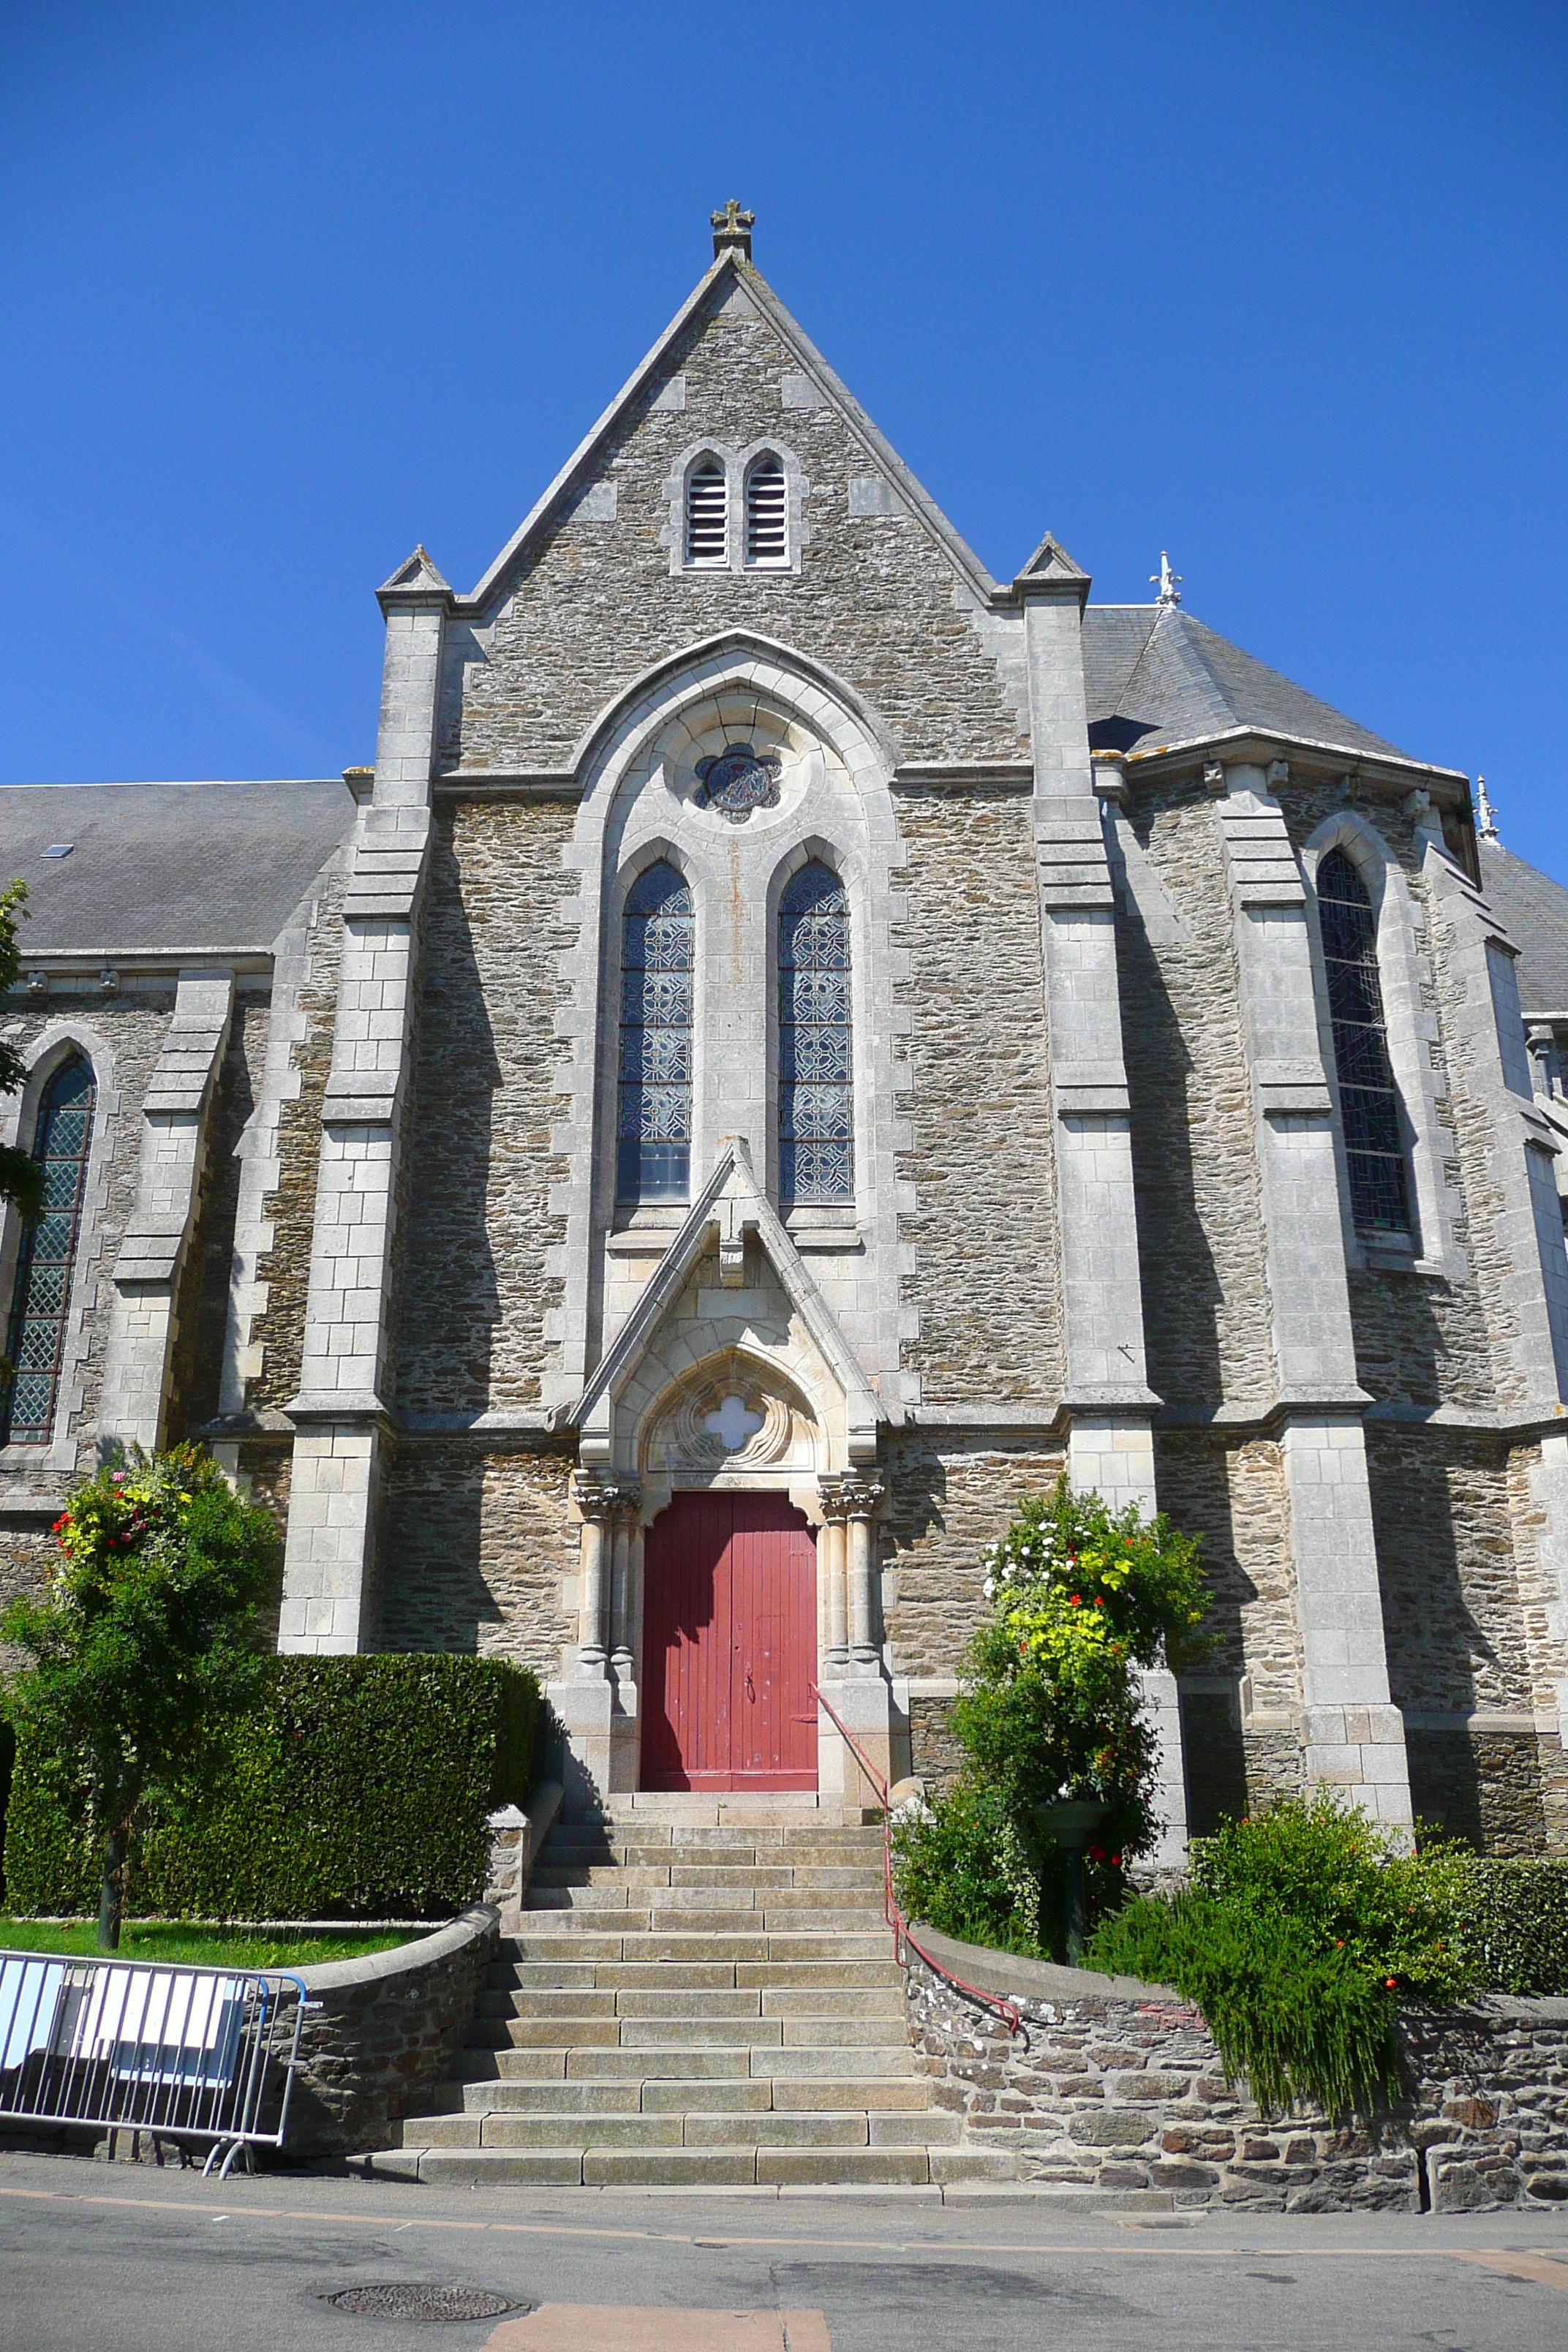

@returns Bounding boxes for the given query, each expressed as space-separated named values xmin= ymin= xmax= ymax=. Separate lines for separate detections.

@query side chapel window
xmin=1316 ymin=846 xmax=1411 ymax=1233
xmin=685 ymin=456 xmax=728 ymax=567
xmin=779 ymin=862 xmax=853 ymax=1206
xmin=745 ymin=453 xmax=788 ymax=567
xmin=1 ymin=1053 xmax=95 ymax=1444
xmin=617 ymin=864 xmax=693 ymax=1205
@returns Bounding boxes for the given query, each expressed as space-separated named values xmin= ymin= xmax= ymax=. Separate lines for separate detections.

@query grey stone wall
xmin=1117 ymin=782 xmax=1275 ymax=1409
xmin=379 ymin=1442 xmax=576 ymax=1675
xmin=903 ymin=1928 xmax=1568 ymax=2212
xmin=166 ymin=994 xmax=264 ymax=1442
xmin=287 ymin=1906 xmax=500 ymax=2158
xmin=892 ymin=789 xmax=1063 ymax=1408
xmin=244 ymin=883 xmax=343 ymax=1417
xmin=881 ymin=1431 xmax=1064 ymax=1676
xmin=1368 ymin=1423 xmax=1528 ymax=1714
xmin=440 ymin=282 xmax=1029 ymax=776
xmin=394 ymin=801 xmax=574 ymax=1417
xmin=1153 ymin=1433 xmax=1298 ymax=1714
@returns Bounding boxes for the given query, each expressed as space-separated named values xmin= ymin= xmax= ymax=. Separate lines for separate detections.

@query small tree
xmin=0 ymin=1446 xmax=280 ymax=1947
xmin=0 ymin=880 xmax=43 ymax=1223
xmin=893 ymin=1477 xmax=1207 ymax=1956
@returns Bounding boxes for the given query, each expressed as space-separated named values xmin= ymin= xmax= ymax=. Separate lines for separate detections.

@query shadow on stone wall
xmin=393 ymin=829 xmax=504 ymax=1417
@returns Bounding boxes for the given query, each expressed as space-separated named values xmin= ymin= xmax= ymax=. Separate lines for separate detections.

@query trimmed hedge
xmin=1448 ymin=1858 xmax=1568 ymax=1996
xmin=3 ymin=1654 xmax=543 ymax=1921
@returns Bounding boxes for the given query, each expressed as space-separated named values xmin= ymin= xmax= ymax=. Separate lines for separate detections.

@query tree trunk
xmin=96 ymin=1818 xmax=129 ymax=1952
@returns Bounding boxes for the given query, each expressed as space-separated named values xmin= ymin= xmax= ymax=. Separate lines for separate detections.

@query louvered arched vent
xmin=685 ymin=457 xmax=728 ymax=566
xmin=745 ymin=454 xmax=788 ymax=566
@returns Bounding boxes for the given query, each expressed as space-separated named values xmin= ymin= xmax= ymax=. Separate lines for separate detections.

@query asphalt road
xmin=1 ymin=2150 xmax=1567 ymax=2352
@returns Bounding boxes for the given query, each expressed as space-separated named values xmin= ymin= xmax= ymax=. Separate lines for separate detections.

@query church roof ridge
xmin=1082 ymin=599 xmax=1465 ymax=781
xmin=462 ymin=234 xmax=1003 ymax=611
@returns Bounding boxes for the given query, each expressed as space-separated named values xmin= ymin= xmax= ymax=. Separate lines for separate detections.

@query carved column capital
xmin=837 ymin=1474 xmax=885 ymax=1523
xmin=573 ymin=1471 xmax=639 ymax=1526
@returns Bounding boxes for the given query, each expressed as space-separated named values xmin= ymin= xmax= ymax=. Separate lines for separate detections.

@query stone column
xmin=1017 ymin=562 xmax=1186 ymax=1861
xmin=818 ymin=1477 xmax=851 ymax=1672
xmin=276 ymin=553 xmax=450 ymax=1654
xmin=99 ymin=970 xmax=234 ymax=1455
xmin=843 ymin=1474 xmax=885 ymax=1673
xmin=554 ymin=1472 xmax=641 ymax=1813
xmin=573 ymin=1472 xmax=618 ymax=1676
xmin=1216 ymin=760 xmax=1411 ymax=1828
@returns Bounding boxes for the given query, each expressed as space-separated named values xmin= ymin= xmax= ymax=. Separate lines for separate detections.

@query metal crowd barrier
xmin=0 ymin=1948 xmax=314 ymax=2176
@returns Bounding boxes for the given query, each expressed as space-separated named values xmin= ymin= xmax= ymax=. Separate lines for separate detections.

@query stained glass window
xmin=1317 ymin=847 xmax=1411 ymax=1233
xmin=2 ymin=1054 xmax=94 ymax=1444
xmin=779 ymin=862 xmax=853 ymax=1206
xmin=618 ymin=864 xmax=693 ymax=1204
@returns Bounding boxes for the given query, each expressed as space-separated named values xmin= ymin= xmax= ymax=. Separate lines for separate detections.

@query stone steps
xmin=358 ymin=1798 xmax=1014 ymax=2188
xmin=374 ymin=2146 xmax=1010 ymax=2190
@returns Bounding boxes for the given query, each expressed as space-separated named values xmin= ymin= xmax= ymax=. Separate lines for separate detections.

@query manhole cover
xmin=325 ymin=2284 xmax=527 ymax=2323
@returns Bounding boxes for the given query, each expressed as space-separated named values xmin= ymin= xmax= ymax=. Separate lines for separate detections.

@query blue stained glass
xmin=2 ymin=1055 xmax=94 ymax=1444
xmin=1317 ymin=848 xmax=1411 ymax=1235
xmin=618 ymin=864 xmax=693 ymax=1203
xmin=779 ymin=864 xmax=853 ymax=1206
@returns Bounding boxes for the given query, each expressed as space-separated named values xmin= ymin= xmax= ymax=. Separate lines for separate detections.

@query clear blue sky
xmin=4 ymin=2 xmax=1565 ymax=878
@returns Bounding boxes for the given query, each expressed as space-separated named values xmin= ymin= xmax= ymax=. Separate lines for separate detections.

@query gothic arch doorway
xmin=641 ymin=1489 xmax=818 ymax=1791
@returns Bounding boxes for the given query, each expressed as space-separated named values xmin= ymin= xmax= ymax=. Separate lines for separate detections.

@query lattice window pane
xmin=1317 ymin=848 xmax=1411 ymax=1235
xmin=2 ymin=1055 xmax=94 ymax=1444
xmin=745 ymin=455 xmax=788 ymax=566
xmin=778 ymin=864 xmax=853 ymax=1206
xmin=618 ymin=865 xmax=693 ymax=1204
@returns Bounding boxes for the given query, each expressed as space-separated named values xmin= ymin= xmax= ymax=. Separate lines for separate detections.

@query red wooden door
xmin=641 ymin=1491 xmax=818 ymax=1791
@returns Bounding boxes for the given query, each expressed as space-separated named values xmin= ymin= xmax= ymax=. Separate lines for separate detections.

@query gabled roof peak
xmin=377 ymin=545 xmax=452 ymax=606
xmin=461 ymin=238 xmax=1000 ymax=611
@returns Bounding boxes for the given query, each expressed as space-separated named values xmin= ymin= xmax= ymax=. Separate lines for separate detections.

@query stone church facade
xmin=4 ymin=207 xmax=1567 ymax=1859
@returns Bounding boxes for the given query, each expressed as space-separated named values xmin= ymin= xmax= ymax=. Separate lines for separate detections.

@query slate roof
xmin=1480 ymin=841 xmax=1568 ymax=1017
xmin=1082 ymin=603 xmax=1420 ymax=766
xmin=0 ymin=780 xmax=355 ymax=957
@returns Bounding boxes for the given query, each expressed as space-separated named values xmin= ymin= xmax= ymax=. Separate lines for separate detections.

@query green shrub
xmin=1189 ymin=1792 xmax=1471 ymax=2001
xmin=891 ymin=1782 xmax=1046 ymax=1958
xmin=1087 ymin=1889 xmax=1401 ymax=2118
xmin=4 ymin=1653 xmax=543 ymax=1921
xmin=1444 ymin=1859 xmax=1568 ymax=1995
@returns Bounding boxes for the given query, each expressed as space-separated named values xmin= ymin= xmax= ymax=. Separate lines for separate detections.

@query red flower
xmin=1093 ymin=1596 xmax=1104 ymax=1607
xmin=1109 ymin=1853 xmax=1121 ymax=1868
xmin=1068 ymin=1593 xmax=1081 ymax=1606
xmin=1384 ymin=1976 xmax=1397 ymax=1989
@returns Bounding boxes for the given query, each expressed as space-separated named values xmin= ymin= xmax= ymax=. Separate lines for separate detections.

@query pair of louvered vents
xmin=686 ymin=456 xmax=786 ymax=566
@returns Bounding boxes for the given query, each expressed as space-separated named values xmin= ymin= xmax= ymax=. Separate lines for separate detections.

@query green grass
xmin=0 ymin=1918 xmax=415 ymax=1970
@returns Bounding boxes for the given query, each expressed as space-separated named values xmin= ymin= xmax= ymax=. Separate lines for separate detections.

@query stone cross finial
xmin=1151 ymin=550 xmax=1183 ymax=608
xmin=711 ymin=199 xmax=755 ymax=260
xmin=1477 ymin=774 xmax=1500 ymax=843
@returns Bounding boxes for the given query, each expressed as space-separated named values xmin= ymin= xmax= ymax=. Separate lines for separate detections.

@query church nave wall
xmin=892 ymin=788 xmax=1063 ymax=1406
xmin=393 ymin=798 xmax=575 ymax=1417
xmin=1115 ymin=781 xmax=1277 ymax=1412
xmin=378 ymin=1440 xmax=576 ymax=1673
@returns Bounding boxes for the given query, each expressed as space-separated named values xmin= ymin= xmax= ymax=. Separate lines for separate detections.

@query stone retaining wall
xmin=904 ymin=1923 xmax=1568 ymax=2213
xmin=286 ymin=1905 xmax=499 ymax=2158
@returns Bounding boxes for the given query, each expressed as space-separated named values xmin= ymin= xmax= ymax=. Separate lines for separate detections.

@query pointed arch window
xmin=2 ymin=1054 xmax=94 ymax=1444
xmin=618 ymin=864 xmax=693 ymax=1204
xmin=1317 ymin=847 xmax=1411 ymax=1233
xmin=685 ymin=456 xmax=728 ymax=567
xmin=779 ymin=863 xmax=853 ymax=1206
xmin=745 ymin=453 xmax=788 ymax=567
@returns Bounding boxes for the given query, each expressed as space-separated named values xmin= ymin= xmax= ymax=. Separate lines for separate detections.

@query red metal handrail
xmin=810 ymin=1682 xmax=1022 ymax=2038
